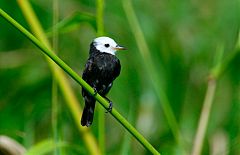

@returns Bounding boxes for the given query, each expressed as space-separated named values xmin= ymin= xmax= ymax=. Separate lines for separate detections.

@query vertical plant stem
xmin=96 ymin=0 xmax=105 ymax=154
xmin=192 ymin=33 xmax=240 ymax=155
xmin=15 ymin=1 xmax=101 ymax=155
xmin=52 ymin=80 xmax=59 ymax=155
xmin=96 ymin=0 xmax=104 ymax=35
xmin=0 ymin=8 xmax=161 ymax=155
xmin=52 ymin=0 xmax=59 ymax=155
xmin=122 ymin=0 xmax=184 ymax=150
xmin=191 ymin=80 xmax=216 ymax=155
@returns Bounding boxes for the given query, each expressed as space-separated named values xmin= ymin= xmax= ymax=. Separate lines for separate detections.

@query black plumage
xmin=81 ymin=40 xmax=122 ymax=127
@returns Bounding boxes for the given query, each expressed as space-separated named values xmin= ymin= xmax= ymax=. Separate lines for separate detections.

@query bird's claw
xmin=105 ymin=101 xmax=113 ymax=113
xmin=93 ymin=87 xmax=97 ymax=96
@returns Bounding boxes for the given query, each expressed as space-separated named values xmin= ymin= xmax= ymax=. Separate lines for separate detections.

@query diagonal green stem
xmin=0 ymin=9 xmax=160 ymax=155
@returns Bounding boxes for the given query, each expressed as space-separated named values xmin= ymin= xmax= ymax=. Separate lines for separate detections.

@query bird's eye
xmin=104 ymin=44 xmax=110 ymax=48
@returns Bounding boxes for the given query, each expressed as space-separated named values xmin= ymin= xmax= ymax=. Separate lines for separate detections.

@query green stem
xmin=52 ymin=79 xmax=59 ymax=155
xmin=96 ymin=0 xmax=104 ymax=36
xmin=16 ymin=1 xmax=100 ymax=154
xmin=96 ymin=0 xmax=105 ymax=154
xmin=192 ymin=34 xmax=240 ymax=155
xmin=191 ymin=46 xmax=222 ymax=155
xmin=191 ymin=79 xmax=216 ymax=155
xmin=52 ymin=0 xmax=59 ymax=155
xmin=122 ymin=0 xmax=184 ymax=149
xmin=0 ymin=9 xmax=160 ymax=155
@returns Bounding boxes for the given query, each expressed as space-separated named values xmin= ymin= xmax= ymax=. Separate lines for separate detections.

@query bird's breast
xmin=94 ymin=54 xmax=120 ymax=80
xmin=96 ymin=54 xmax=118 ymax=70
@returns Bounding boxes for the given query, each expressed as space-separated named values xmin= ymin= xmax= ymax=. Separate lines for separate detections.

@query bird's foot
xmin=105 ymin=101 xmax=113 ymax=113
xmin=93 ymin=87 xmax=98 ymax=96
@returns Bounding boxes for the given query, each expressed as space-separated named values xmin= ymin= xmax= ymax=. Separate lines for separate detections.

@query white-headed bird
xmin=81 ymin=36 xmax=126 ymax=127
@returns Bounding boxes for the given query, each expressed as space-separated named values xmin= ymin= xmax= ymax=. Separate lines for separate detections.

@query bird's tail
xmin=81 ymin=99 xmax=96 ymax=127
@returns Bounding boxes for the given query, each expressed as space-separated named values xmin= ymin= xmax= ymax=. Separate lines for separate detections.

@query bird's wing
xmin=113 ymin=58 xmax=121 ymax=79
xmin=82 ymin=57 xmax=98 ymax=99
xmin=82 ymin=58 xmax=96 ymax=82
xmin=81 ymin=57 xmax=97 ymax=127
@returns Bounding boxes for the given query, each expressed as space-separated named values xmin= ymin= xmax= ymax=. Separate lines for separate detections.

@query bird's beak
xmin=114 ymin=45 xmax=127 ymax=51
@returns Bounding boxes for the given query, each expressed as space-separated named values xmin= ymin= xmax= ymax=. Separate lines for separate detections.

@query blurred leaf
xmin=46 ymin=11 xmax=96 ymax=35
xmin=0 ymin=49 xmax=37 ymax=69
xmin=25 ymin=139 xmax=69 ymax=155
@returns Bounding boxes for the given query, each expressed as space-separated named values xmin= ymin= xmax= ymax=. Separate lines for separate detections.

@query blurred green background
xmin=0 ymin=0 xmax=239 ymax=155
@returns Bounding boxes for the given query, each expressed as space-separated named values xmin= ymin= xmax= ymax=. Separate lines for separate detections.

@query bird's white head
xmin=93 ymin=36 xmax=126 ymax=55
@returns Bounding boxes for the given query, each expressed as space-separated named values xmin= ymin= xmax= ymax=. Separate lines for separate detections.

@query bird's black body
xmin=81 ymin=42 xmax=121 ymax=127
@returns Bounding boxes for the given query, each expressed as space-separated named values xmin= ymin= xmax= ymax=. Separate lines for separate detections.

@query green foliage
xmin=0 ymin=7 xmax=159 ymax=154
xmin=47 ymin=12 xmax=97 ymax=35
xmin=25 ymin=139 xmax=69 ymax=155
xmin=0 ymin=0 xmax=239 ymax=154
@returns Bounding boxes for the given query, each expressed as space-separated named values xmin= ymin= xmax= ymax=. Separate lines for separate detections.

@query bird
xmin=81 ymin=36 xmax=126 ymax=127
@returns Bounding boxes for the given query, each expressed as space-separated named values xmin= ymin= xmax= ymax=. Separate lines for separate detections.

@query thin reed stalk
xmin=15 ymin=1 xmax=101 ymax=155
xmin=191 ymin=33 xmax=240 ymax=155
xmin=96 ymin=0 xmax=106 ymax=154
xmin=52 ymin=0 xmax=59 ymax=155
xmin=122 ymin=0 xmax=185 ymax=151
